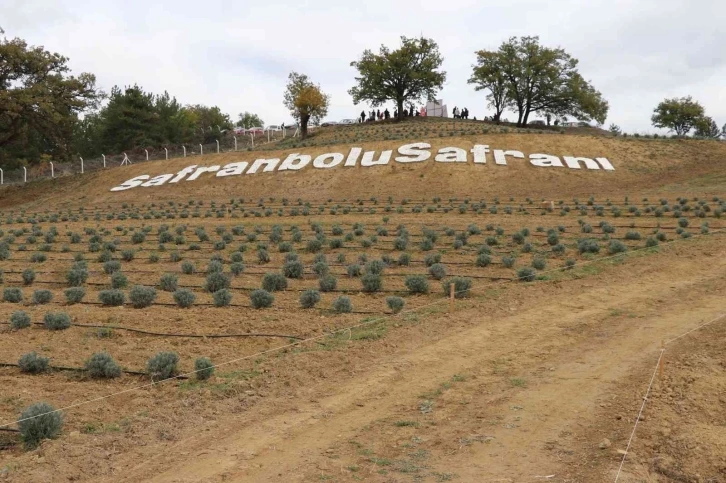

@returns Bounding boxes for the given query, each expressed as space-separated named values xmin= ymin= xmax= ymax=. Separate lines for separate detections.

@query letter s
xmin=110 ymin=175 xmax=150 ymax=192
xmin=395 ymin=143 xmax=431 ymax=163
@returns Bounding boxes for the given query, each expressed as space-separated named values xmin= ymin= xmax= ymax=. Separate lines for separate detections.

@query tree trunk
xmin=397 ymin=98 xmax=404 ymax=122
xmin=300 ymin=113 xmax=310 ymax=139
xmin=516 ymin=105 xmax=524 ymax=126
xmin=522 ymin=108 xmax=531 ymax=126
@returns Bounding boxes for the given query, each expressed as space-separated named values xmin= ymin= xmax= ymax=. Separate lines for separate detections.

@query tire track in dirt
xmin=116 ymin=241 xmax=725 ymax=482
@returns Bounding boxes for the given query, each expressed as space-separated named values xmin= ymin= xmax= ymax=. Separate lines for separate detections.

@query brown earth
xmin=0 ymin=130 xmax=725 ymax=482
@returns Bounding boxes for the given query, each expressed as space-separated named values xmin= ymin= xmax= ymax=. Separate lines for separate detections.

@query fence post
xmin=145 ymin=149 xmax=149 ymax=161
xmin=216 ymin=139 xmax=220 ymax=153
xmin=250 ymin=133 xmax=254 ymax=148
xmin=183 ymin=145 xmax=187 ymax=157
xmin=234 ymin=136 xmax=237 ymax=151
xmin=0 ymin=168 xmax=3 ymax=185
xmin=164 ymin=148 xmax=168 ymax=160
xmin=283 ymin=127 xmax=286 ymax=139
xmin=199 ymin=144 xmax=203 ymax=155
xmin=102 ymin=154 xmax=106 ymax=168
xmin=80 ymin=157 xmax=84 ymax=174
xmin=267 ymin=129 xmax=270 ymax=143
xmin=23 ymin=166 xmax=27 ymax=182
xmin=50 ymin=162 xmax=54 ymax=178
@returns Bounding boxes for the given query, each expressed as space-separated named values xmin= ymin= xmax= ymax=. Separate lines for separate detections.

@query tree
xmin=237 ymin=112 xmax=264 ymax=129
xmin=479 ymin=36 xmax=608 ymax=126
xmin=185 ymin=105 xmax=233 ymax=144
xmin=0 ymin=37 xmax=101 ymax=167
xmin=283 ymin=72 xmax=329 ymax=139
xmin=608 ymin=123 xmax=622 ymax=136
xmin=349 ymin=36 xmax=446 ymax=121
xmin=650 ymin=96 xmax=705 ymax=136
xmin=468 ymin=51 xmax=511 ymax=123
xmin=100 ymin=85 xmax=158 ymax=152
xmin=694 ymin=116 xmax=721 ymax=139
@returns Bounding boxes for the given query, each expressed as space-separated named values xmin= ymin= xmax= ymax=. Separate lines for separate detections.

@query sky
xmin=3 ymin=0 xmax=725 ymax=133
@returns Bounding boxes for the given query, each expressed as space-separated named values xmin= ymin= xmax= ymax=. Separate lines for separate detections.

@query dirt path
xmin=108 ymin=238 xmax=725 ymax=483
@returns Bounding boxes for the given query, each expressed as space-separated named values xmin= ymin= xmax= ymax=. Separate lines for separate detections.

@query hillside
xmin=1 ymin=127 xmax=725 ymax=210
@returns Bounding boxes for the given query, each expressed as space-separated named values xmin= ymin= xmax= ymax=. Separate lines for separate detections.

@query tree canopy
xmin=470 ymin=36 xmax=608 ymax=126
xmin=349 ymin=36 xmax=446 ymax=121
xmin=237 ymin=112 xmax=264 ymax=129
xmin=0 ymin=37 xmax=101 ymax=167
xmin=283 ymin=72 xmax=329 ymax=139
xmin=651 ymin=96 xmax=705 ymax=136
xmin=693 ymin=116 xmax=721 ymax=139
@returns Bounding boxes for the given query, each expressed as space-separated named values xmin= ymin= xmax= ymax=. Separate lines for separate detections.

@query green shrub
xmin=517 ymin=267 xmax=537 ymax=282
xmin=250 ymin=289 xmax=274 ymax=308
xmin=159 ymin=273 xmax=178 ymax=292
xmin=502 ymin=256 xmax=516 ymax=268
xmin=442 ymin=277 xmax=472 ymax=298
xmin=212 ymin=289 xmax=232 ymax=307
xmin=146 ymin=351 xmax=179 ymax=380
xmin=332 ymin=296 xmax=352 ymax=313
xmin=625 ymin=231 xmax=642 ymax=240
xmin=578 ymin=239 xmax=601 ymax=254
xmin=173 ymin=289 xmax=196 ymax=308
xmin=645 ymin=237 xmax=659 ymax=248
xmin=386 ymin=296 xmax=405 ymax=314
xmin=361 ymin=272 xmax=382 ymax=293
xmin=22 ymin=268 xmax=36 ymax=285
xmin=66 ymin=267 xmax=88 ymax=287
xmin=30 ymin=253 xmax=47 ymax=263
xmin=129 ymin=285 xmax=156 ymax=308
xmin=4 ymin=287 xmax=23 ymax=303
xmin=283 ymin=260 xmax=304 ymax=279
xmin=315 ymin=273 xmax=336 ymax=292
xmin=195 ymin=357 xmax=214 ymax=380
xmin=565 ymin=259 xmax=577 ymax=269
xmin=476 ymin=253 xmax=491 ymax=267
xmin=85 ymin=352 xmax=121 ymax=379
xmin=347 ymin=264 xmax=362 ymax=277
xmin=43 ymin=312 xmax=71 ymax=330
xmin=19 ymin=351 xmax=50 ymax=374
xmin=424 ymin=253 xmax=441 ymax=267
xmin=207 ymin=260 xmax=224 ymax=274
xmin=306 ymin=239 xmax=323 ymax=253
xmin=532 ymin=257 xmax=546 ymax=270
xmin=405 ymin=275 xmax=429 ymax=294
xmin=99 ymin=289 xmax=125 ymax=306
xmin=300 ymin=289 xmax=321 ymax=308
xmin=32 ymin=289 xmax=53 ymax=305
xmin=262 ymin=272 xmax=288 ymax=291
xmin=205 ymin=272 xmax=230 ymax=293
xmin=121 ymin=249 xmax=135 ymax=262
xmin=428 ymin=263 xmax=447 ymax=280
xmin=148 ymin=253 xmax=160 ymax=263
xmin=677 ymin=217 xmax=688 ymax=228
xmin=181 ymin=260 xmax=195 ymax=274
xmin=397 ymin=253 xmax=411 ymax=266
xmin=18 ymin=402 xmax=63 ymax=449
xmin=229 ymin=262 xmax=244 ymax=276
xmin=110 ymin=271 xmax=128 ymax=289
xmin=552 ymin=243 xmax=566 ymax=255
xmin=64 ymin=287 xmax=86 ymax=304
xmin=608 ymin=240 xmax=627 ymax=254
xmin=10 ymin=310 xmax=31 ymax=329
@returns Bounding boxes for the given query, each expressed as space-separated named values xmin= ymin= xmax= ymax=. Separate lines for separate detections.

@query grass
xmin=510 ymin=377 xmax=527 ymax=387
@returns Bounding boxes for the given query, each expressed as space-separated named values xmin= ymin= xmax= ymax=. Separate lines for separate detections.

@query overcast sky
xmin=4 ymin=0 xmax=725 ymax=133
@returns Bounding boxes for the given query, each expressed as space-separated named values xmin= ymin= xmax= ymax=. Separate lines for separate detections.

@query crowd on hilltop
xmin=358 ymin=104 xmax=473 ymax=122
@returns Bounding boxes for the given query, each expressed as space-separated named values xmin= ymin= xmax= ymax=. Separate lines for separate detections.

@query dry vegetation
xmin=1 ymin=120 xmax=725 ymax=482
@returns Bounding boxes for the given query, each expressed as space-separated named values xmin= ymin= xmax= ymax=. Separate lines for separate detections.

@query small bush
xmin=110 ymin=271 xmax=128 ymax=289
xmin=313 ymin=261 xmax=329 ymax=276
xmin=442 ymin=277 xmax=472 ymax=298
xmin=306 ymin=239 xmax=323 ymax=253
xmin=66 ymin=267 xmax=88 ymax=287
xmin=121 ymin=249 xmax=135 ymax=262
xmin=3 ymin=287 xmax=23 ymax=303
xmin=300 ymin=289 xmax=321 ymax=308
xmin=517 ymin=267 xmax=537 ymax=282
xmin=250 ymin=289 xmax=274 ymax=308
xmin=18 ymin=352 xmax=50 ymax=374
xmin=43 ymin=312 xmax=71 ymax=330
xmin=64 ymin=287 xmax=86 ymax=304
xmin=361 ymin=272 xmax=382 ymax=293
xmin=565 ymin=259 xmax=577 ymax=269
xmin=347 ymin=264 xmax=362 ymax=277
xmin=18 ymin=402 xmax=63 ymax=450
xmin=332 ymin=296 xmax=352 ymax=313
xmin=146 ymin=351 xmax=179 ymax=380
xmin=319 ymin=274 xmax=337 ymax=292
xmin=181 ymin=260 xmax=195 ymax=274
xmin=405 ymin=275 xmax=429 ymax=294
xmin=645 ymin=237 xmax=659 ymax=248
xmin=476 ymin=253 xmax=491 ymax=267
xmin=262 ymin=272 xmax=288 ymax=291
xmin=22 ymin=268 xmax=36 ymax=285
xmin=173 ymin=289 xmax=196 ymax=308
xmin=625 ymin=230 xmax=642 ymax=240
xmin=386 ymin=296 xmax=405 ymax=314
xmin=85 ymin=352 xmax=122 ymax=379
xmin=195 ymin=357 xmax=214 ymax=380
xmin=159 ymin=273 xmax=178 ymax=292
xmin=578 ymin=239 xmax=601 ymax=254
xmin=212 ymin=289 xmax=232 ymax=307
xmin=205 ymin=272 xmax=230 ymax=293
xmin=10 ymin=310 xmax=31 ymax=329
xmin=129 ymin=285 xmax=157 ymax=308
xmin=397 ymin=253 xmax=411 ymax=266
xmin=608 ymin=240 xmax=627 ymax=254
xmin=283 ymin=260 xmax=304 ymax=279
xmin=32 ymin=289 xmax=53 ymax=305
xmin=532 ymin=257 xmax=546 ymax=270
xmin=424 ymin=253 xmax=441 ymax=267
xmin=428 ymin=263 xmax=447 ymax=280
xmin=502 ymin=256 xmax=516 ymax=268
xmin=102 ymin=260 xmax=121 ymax=275
xmin=99 ymin=289 xmax=125 ymax=306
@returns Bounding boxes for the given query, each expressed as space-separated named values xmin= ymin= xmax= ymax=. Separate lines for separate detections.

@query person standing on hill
xmin=360 ymin=111 xmax=365 ymax=123
xmin=453 ymin=106 xmax=459 ymax=119
xmin=384 ymin=108 xmax=390 ymax=119
xmin=409 ymin=105 xmax=414 ymax=117
xmin=393 ymin=109 xmax=398 ymax=119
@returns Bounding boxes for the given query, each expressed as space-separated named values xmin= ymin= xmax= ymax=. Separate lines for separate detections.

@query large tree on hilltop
xmin=349 ymin=36 xmax=446 ymax=121
xmin=474 ymin=36 xmax=608 ymax=126
xmin=237 ymin=111 xmax=264 ymax=129
xmin=0 ymin=37 xmax=101 ymax=167
xmin=283 ymin=72 xmax=329 ymax=139
xmin=651 ymin=96 xmax=705 ymax=136
xmin=468 ymin=51 xmax=512 ymax=123
xmin=693 ymin=115 xmax=721 ymax=139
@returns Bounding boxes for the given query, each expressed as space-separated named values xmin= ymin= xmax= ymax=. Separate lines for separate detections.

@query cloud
xmin=3 ymin=0 xmax=725 ymax=133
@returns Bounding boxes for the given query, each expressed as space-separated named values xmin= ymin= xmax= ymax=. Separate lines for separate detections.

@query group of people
xmin=360 ymin=105 xmax=422 ymax=123
xmin=452 ymin=106 xmax=470 ymax=119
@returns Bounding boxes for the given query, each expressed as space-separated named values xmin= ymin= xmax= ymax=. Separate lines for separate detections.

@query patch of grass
xmin=510 ymin=377 xmax=527 ymax=387
xmin=395 ymin=420 xmax=419 ymax=427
